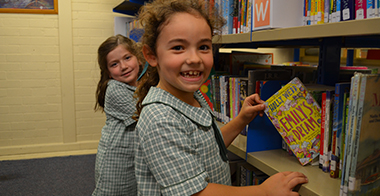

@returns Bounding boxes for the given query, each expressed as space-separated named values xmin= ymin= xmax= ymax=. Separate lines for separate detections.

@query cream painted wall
xmin=0 ymin=1 xmax=294 ymax=160
xmin=0 ymin=0 xmax=129 ymax=160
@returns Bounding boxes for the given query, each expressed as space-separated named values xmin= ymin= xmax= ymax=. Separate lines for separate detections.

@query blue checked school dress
xmin=93 ymin=79 xmax=137 ymax=196
xmin=134 ymin=87 xmax=231 ymax=196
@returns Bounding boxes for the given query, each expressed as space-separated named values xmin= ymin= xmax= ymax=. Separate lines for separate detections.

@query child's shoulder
xmin=107 ymin=79 xmax=136 ymax=91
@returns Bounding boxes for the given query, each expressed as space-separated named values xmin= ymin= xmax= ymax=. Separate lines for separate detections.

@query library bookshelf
xmin=113 ymin=1 xmax=380 ymax=195
xmin=218 ymin=18 xmax=380 ymax=196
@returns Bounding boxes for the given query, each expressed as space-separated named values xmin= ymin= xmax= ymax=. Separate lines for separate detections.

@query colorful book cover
xmin=347 ymin=74 xmax=380 ymax=196
xmin=263 ymin=77 xmax=321 ymax=165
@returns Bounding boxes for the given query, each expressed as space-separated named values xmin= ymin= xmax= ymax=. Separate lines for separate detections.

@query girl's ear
xmin=142 ymin=45 xmax=158 ymax=67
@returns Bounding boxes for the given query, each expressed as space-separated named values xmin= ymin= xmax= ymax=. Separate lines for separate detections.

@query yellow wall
xmin=0 ymin=0 xmax=293 ymax=161
xmin=0 ymin=0 xmax=128 ymax=160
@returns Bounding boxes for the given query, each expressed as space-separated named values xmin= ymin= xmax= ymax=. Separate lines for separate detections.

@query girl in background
xmin=133 ymin=0 xmax=308 ymax=195
xmin=93 ymin=34 xmax=144 ymax=196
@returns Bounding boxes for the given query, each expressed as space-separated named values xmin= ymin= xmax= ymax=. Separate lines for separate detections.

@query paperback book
xmin=264 ymin=77 xmax=321 ymax=165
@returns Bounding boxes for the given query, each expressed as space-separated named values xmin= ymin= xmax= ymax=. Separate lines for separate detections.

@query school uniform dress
xmin=93 ymin=79 xmax=137 ymax=196
xmin=134 ymin=87 xmax=231 ymax=196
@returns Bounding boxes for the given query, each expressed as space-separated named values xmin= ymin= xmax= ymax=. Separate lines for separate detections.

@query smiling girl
xmin=93 ymin=34 xmax=144 ymax=196
xmin=133 ymin=0 xmax=308 ymax=195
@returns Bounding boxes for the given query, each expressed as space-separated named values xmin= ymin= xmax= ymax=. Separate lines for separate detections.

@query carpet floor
xmin=0 ymin=154 xmax=96 ymax=196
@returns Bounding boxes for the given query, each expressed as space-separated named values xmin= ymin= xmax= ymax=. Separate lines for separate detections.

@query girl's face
xmin=148 ymin=12 xmax=213 ymax=101
xmin=107 ymin=45 xmax=140 ymax=87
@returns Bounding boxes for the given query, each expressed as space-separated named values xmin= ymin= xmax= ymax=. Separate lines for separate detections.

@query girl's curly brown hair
xmin=133 ymin=0 xmax=225 ymax=120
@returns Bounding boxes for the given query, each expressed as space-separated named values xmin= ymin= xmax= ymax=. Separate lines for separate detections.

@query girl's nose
xmin=186 ymin=50 xmax=202 ymax=65
xmin=120 ymin=60 xmax=128 ymax=69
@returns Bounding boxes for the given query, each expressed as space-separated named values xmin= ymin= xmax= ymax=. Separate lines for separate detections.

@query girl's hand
xmin=237 ymin=93 xmax=265 ymax=125
xmin=259 ymin=171 xmax=308 ymax=196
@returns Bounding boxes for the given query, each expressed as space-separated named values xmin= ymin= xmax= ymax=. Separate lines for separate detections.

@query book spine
xmin=308 ymin=0 xmax=312 ymax=25
xmin=233 ymin=0 xmax=239 ymax=34
xmin=340 ymin=73 xmax=361 ymax=196
xmin=367 ymin=0 xmax=375 ymax=18
xmin=230 ymin=77 xmax=235 ymax=121
xmin=355 ymin=0 xmax=367 ymax=19
xmin=225 ymin=76 xmax=231 ymax=123
xmin=320 ymin=92 xmax=327 ymax=169
xmin=239 ymin=78 xmax=248 ymax=135
xmin=348 ymin=74 xmax=366 ymax=194
xmin=331 ymin=83 xmax=351 ymax=178
xmin=336 ymin=0 xmax=342 ymax=21
xmin=332 ymin=0 xmax=337 ymax=22
xmin=325 ymin=0 xmax=331 ymax=22
xmin=323 ymin=90 xmax=334 ymax=172
xmin=235 ymin=78 xmax=240 ymax=118
xmin=341 ymin=0 xmax=355 ymax=21
xmin=220 ymin=75 xmax=226 ymax=123
xmin=339 ymin=92 xmax=349 ymax=179
xmin=330 ymin=89 xmax=340 ymax=178
xmin=317 ymin=0 xmax=325 ymax=24
xmin=211 ymin=75 xmax=221 ymax=121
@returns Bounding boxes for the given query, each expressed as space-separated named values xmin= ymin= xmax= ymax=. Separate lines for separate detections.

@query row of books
xmin=316 ymin=73 xmax=380 ymax=196
xmin=215 ymin=0 xmax=380 ymax=35
xmin=262 ymin=73 xmax=380 ymax=195
xmin=304 ymin=0 xmax=380 ymax=26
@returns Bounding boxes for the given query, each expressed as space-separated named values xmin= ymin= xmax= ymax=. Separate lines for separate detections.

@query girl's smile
xmin=107 ymin=45 xmax=140 ymax=87
xmin=146 ymin=12 xmax=213 ymax=105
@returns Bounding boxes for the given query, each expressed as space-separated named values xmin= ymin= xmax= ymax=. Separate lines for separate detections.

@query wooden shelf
xmin=247 ymin=150 xmax=340 ymax=196
xmin=220 ymin=116 xmax=340 ymax=196
xmin=214 ymin=18 xmax=380 ymax=48
xmin=250 ymin=18 xmax=380 ymax=42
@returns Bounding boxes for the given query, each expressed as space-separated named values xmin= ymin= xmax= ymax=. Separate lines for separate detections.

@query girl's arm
xmin=193 ymin=171 xmax=308 ymax=196
xmin=220 ymin=93 xmax=265 ymax=147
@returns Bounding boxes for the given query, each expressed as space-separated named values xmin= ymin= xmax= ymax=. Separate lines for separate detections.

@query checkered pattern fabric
xmin=134 ymin=87 xmax=231 ymax=196
xmin=93 ymin=79 xmax=138 ymax=196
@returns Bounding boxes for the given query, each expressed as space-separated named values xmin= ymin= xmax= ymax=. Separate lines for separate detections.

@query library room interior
xmin=1 ymin=0 xmax=380 ymax=195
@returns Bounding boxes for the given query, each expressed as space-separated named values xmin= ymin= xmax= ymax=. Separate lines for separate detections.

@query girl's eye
xmin=110 ymin=62 xmax=118 ymax=67
xmin=200 ymin=45 xmax=210 ymax=51
xmin=172 ymin=46 xmax=183 ymax=51
xmin=125 ymin=56 xmax=131 ymax=60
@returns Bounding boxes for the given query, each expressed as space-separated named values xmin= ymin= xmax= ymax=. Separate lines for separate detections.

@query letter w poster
xmin=254 ymin=0 xmax=270 ymax=28
xmin=264 ymin=77 xmax=321 ymax=165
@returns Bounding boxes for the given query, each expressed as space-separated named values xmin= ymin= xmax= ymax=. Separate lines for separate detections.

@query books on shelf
xmin=330 ymin=82 xmax=351 ymax=178
xmin=345 ymin=73 xmax=380 ymax=196
xmin=263 ymin=77 xmax=321 ymax=165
